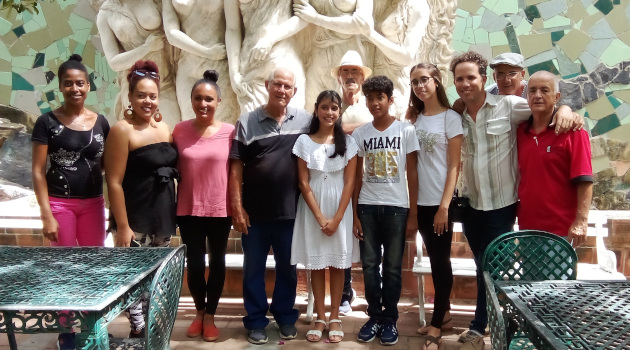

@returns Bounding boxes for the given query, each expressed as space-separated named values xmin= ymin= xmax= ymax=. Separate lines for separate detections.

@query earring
xmin=153 ymin=108 xmax=162 ymax=122
xmin=124 ymin=104 xmax=133 ymax=119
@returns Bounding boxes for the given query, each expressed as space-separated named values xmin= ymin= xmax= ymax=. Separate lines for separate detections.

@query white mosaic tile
xmin=537 ymin=0 xmax=569 ymax=20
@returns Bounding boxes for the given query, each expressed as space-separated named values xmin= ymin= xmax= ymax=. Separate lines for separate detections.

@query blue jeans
xmin=241 ymin=219 xmax=298 ymax=330
xmin=357 ymin=204 xmax=408 ymax=321
xmin=462 ymin=203 xmax=517 ymax=334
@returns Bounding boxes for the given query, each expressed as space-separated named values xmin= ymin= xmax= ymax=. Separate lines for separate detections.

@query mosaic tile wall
xmin=0 ymin=0 xmax=116 ymax=120
xmin=0 ymin=0 xmax=629 ymax=150
xmin=447 ymin=0 xmax=630 ymax=168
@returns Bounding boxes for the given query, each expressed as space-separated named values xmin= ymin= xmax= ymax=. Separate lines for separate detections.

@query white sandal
xmin=328 ymin=319 xmax=344 ymax=343
xmin=306 ymin=319 xmax=326 ymax=342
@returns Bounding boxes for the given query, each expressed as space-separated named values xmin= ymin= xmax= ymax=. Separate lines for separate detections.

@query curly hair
xmin=405 ymin=63 xmax=451 ymax=122
xmin=449 ymin=51 xmax=488 ymax=76
xmin=127 ymin=60 xmax=160 ymax=93
xmin=362 ymin=75 xmax=394 ymax=99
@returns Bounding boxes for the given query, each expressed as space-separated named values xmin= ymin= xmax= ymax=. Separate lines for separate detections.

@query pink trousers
xmin=49 ymin=196 xmax=106 ymax=247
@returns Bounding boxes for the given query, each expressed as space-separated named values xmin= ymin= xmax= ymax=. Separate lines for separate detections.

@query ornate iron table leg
xmin=76 ymin=319 xmax=110 ymax=350
xmin=7 ymin=334 xmax=17 ymax=350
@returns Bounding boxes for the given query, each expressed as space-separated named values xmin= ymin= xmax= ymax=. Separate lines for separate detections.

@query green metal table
xmin=0 ymin=246 xmax=174 ymax=349
xmin=496 ymin=280 xmax=630 ymax=350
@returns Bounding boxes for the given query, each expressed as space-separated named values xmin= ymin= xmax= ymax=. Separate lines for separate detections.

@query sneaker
xmin=247 ymin=329 xmax=268 ymax=344
xmin=357 ymin=318 xmax=381 ymax=343
xmin=57 ymin=333 xmax=76 ymax=350
xmin=459 ymin=329 xmax=485 ymax=350
xmin=129 ymin=327 xmax=145 ymax=338
xmin=278 ymin=324 xmax=297 ymax=339
xmin=339 ymin=300 xmax=352 ymax=315
xmin=379 ymin=320 xmax=399 ymax=346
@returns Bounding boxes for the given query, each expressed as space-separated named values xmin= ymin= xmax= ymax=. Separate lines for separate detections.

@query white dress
xmin=291 ymin=134 xmax=360 ymax=270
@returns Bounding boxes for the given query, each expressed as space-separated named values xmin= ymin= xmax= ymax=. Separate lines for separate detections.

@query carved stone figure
xmin=96 ymin=0 xmax=181 ymax=127
xmin=294 ymin=0 xmax=374 ymax=111
xmin=163 ymin=0 xmax=239 ymax=123
xmin=225 ymin=0 xmax=306 ymax=114
xmin=368 ymin=0 xmax=430 ymax=119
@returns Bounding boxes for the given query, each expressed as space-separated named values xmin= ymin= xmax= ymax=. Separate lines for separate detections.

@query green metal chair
xmin=482 ymin=230 xmax=578 ymax=350
xmin=110 ymin=245 xmax=186 ymax=350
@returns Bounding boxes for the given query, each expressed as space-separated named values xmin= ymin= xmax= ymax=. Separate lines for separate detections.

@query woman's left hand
xmin=322 ymin=218 xmax=340 ymax=236
xmin=433 ymin=207 xmax=449 ymax=236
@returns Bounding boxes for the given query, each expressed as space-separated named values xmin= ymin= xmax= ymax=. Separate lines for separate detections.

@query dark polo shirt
xmin=229 ymin=106 xmax=311 ymax=221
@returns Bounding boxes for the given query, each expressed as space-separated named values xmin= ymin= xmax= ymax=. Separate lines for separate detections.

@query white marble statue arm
xmin=293 ymin=0 xmax=373 ymax=36
xmin=250 ymin=16 xmax=308 ymax=61
xmin=162 ymin=0 xmax=226 ymax=60
xmin=96 ymin=10 xmax=164 ymax=72
xmin=224 ymin=0 xmax=248 ymax=97
xmin=364 ymin=1 xmax=429 ymax=67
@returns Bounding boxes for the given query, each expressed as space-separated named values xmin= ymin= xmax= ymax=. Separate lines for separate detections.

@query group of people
xmin=32 ymin=47 xmax=592 ymax=350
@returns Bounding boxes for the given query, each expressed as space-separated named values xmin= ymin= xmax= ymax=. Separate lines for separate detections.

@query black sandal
xmin=423 ymin=335 xmax=442 ymax=350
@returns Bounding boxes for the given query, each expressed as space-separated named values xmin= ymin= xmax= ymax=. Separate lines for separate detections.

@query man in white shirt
xmin=332 ymin=50 xmax=374 ymax=135
xmin=451 ymin=51 xmax=582 ymax=350
xmin=485 ymin=52 xmax=528 ymax=97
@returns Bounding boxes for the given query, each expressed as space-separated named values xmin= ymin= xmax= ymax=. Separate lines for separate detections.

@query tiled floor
xmin=0 ymin=296 xmax=489 ymax=350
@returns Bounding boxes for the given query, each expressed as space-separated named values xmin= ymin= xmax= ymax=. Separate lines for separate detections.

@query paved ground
xmin=0 ymin=297 xmax=490 ymax=350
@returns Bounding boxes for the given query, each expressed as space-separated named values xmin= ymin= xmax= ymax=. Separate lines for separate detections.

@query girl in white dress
xmin=291 ymin=90 xmax=359 ymax=343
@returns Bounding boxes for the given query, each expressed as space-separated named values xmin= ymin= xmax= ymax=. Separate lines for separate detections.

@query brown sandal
xmin=423 ymin=335 xmax=442 ymax=350
xmin=417 ymin=318 xmax=453 ymax=335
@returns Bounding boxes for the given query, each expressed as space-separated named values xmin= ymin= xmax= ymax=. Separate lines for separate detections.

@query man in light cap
xmin=486 ymin=52 xmax=528 ymax=97
xmin=331 ymin=50 xmax=373 ymax=134
xmin=329 ymin=50 xmax=372 ymax=314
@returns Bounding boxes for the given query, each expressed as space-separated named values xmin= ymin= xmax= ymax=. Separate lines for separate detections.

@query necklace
xmin=68 ymin=108 xmax=87 ymax=130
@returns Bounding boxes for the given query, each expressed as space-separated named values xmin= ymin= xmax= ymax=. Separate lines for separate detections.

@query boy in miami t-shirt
xmin=351 ymin=75 xmax=420 ymax=345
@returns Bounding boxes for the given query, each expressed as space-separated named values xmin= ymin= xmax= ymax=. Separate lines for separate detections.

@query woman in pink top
xmin=172 ymin=70 xmax=234 ymax=342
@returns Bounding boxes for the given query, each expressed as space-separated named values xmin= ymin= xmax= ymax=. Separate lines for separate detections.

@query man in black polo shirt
xmin=229 ymin=67 xmax=311 ymax=345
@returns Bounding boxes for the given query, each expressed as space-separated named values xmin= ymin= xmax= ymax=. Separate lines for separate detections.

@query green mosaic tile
xmin=605 ymin=91 xmax=614 ymax=97
xmin=594 ymin=0 xmax=614 ymax=15
xmin=85 ymin=93 xmax=97 ymax=105
xmin=456 ymin=8 xmax=471 ymax=17
xmin=89 ymin=73 xmax=96 ymax=92
xmin=490 ymin=0 xmax=517 ymax=15
xmin=585 ymin=4 xmax=601 ymax=16
xmin=32 ymin=53 xmax=45 ymax=68
xmin=505 ymin=23 xmax=521 ymax=53
xmin=23 ymin=17 xmax=44 ymax=32
xmin=601 ymin=39 xmax=630 ymax=66
xmin=515 ymin=16 xmax=533 ymax=36
xmin=71 ymin=28 xmax=91 ymax=44
xmin=0 ymin=71 xmax=11 ymax=85
xmin=45 ymin=90 xmax=55 ymax=101
xmin=68 ymin=13 xmax=93 ymax=31
xmin=613 ymin=0 xmax=620 ymax=4
xmin=12 ymin=72 xmax=34 ymax=91
xmin=463 ymin=27 xmax=476 ymax=44
xmin=474 ymin=28 xmax=489 ymax=44
xmin=0 ymin=16 xmax=12 ymax=35
xmin=12 ymin=55 xmax=35 ymax=70
xmin=608 ymin=96 xmax=622 ymax=108
xmin=482 ymin=0 xmax=500 ymax=11
xmin=527 ymin=60 xmax=559 ymax=75
xmin=473 ymin=14 xmax=482 ymax=29
xmin=453 ymin=41 xmax=471 ymax=53
xmin=12 ymin=25 xmax=25 ymax=37
xmin=40 ymin=106 xmax=52 ymax=114
xmin=489 ymin=31 xmax=509 ymax=46
xmin=524 ymin=5 xmax=541 ymax=23
xmin=451 ymin=18 xmax=466 ymax=42
xmin=586 ymin=38 xmax=615 ymax=59
xmin=591 ymin=113 xmax=620 ymax=136
xmin=551 ymin=30 xmax=565 ymax=42
xmin=0 ymin=40 xmax=10 ymax=62
xmin=544 ymin=16 xmax=571 ymax=29
xmin=579 ymin=51 xmax=600 ymax=71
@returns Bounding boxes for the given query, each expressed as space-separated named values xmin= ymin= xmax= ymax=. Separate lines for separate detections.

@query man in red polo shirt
xmin=517 ymin=70 xmax=593 ymax=247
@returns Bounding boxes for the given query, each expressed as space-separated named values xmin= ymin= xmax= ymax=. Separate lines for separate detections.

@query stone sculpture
xmin=96 ymin=0 xmax=181 ymax=127
xmin=93 ymin=0 xmax=454 ymax=123
xmin=162 ymin=0 xmax=239 ymax=123
xmin=225 ymin=0 xmax=306 ymax=114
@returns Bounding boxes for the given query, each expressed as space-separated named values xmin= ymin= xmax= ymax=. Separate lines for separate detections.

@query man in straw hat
xmin=332 ymin=50 xmax=373 ymax=135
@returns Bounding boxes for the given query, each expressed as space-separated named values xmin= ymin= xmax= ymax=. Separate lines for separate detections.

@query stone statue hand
xmin=251 ymin=37 xmax=274 ymax=61
xmin=145 ymin=33 xmax=164 ymax=52
xmin=354 ymin=13 xmax=373 ymax=36
xmin=293 ymin=0 xmax=318 ymax=23
xmin=203 ymin=44 xmax=227 ymax=60
xmin=231 ymin=73 xmax=252 ymax=98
